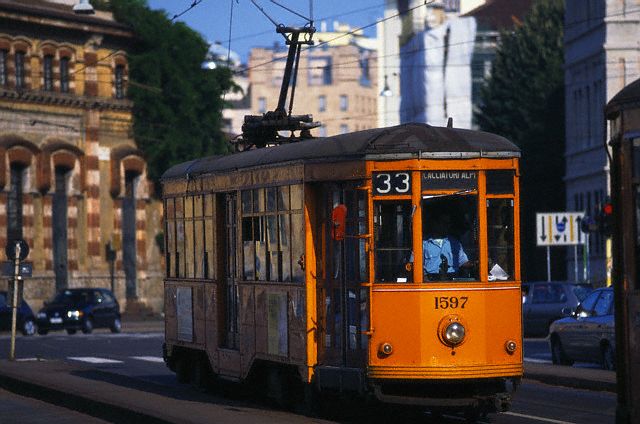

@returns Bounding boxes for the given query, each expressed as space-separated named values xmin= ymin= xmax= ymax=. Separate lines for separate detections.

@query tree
xmin=475 ymin=0 xmax=565 ymax=281
xmin=109 ymin=0 xmax=234 ymax=186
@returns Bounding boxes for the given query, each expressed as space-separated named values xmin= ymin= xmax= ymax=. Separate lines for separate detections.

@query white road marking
xmin=503 ymin=411 xmax=577 ymax=424
xmin=130 ymin=356 xmax=164 ymax=363
xmin=15 ymin=357 xmax=43 ymax=362
xmin=67 ymin=357 xmax=123 ymax=364
xmin=524 ymin=357 xmax=552 ymax=364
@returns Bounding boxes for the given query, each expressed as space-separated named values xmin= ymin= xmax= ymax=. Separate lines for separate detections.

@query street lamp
xmin=380 ymin=74 xmax=392 ymax=97
xmin=73 ymin=0 xmax=95 ymax=15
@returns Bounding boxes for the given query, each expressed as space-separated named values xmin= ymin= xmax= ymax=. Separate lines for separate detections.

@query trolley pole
xmin=9 ymin=243 xmax=21 ymax=361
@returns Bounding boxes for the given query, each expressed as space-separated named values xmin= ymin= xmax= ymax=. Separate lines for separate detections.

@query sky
xmin=146 ymin=0 xmax=384 ymax=63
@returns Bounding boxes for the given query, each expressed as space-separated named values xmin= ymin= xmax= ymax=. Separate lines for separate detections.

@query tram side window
xmin=185 ymin=196 xmax=195 ymax=278
xmin=422 ymin=196 xmax=479 ymax=281
xmin=165 ymin=198 xmax=176 ymax=277
xmin=487 ymin=199 xmax=514 ymax=281
xmin=374 ymin=201 xmax=413 ymax=283
xmin=175 ymin=197 xmax=185 ymax=278
xmin=241 ymin=185 xmax=304 ymax=283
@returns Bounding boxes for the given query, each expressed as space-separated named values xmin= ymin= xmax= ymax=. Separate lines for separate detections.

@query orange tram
xmin=161 ymin=123 xmax=523 ymax=417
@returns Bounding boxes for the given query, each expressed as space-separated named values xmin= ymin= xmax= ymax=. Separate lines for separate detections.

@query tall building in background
xmin=377 ymin=0 xmax=486 ymax=128
xmin=248 ymin=22 xmax=378 ymax=137
xmin=0 ymin=0 xmax=163 ymax=313
xmin=395 ymin=0 xmax=532 ymax=129
xmin=564 ymin=0 xmax=640 ymax=284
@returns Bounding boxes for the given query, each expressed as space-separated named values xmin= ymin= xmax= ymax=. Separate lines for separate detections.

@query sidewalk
xmin=0 ymin=359 xmax=327 ymax=424
xmin=120 ymin=315 xmax=164 ymax=333
xmin=524 ymin=361 xmax=616 ymax=392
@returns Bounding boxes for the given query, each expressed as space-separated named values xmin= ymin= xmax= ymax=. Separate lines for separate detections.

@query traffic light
xmin=598 ymin=200 xmax=613 ymax=237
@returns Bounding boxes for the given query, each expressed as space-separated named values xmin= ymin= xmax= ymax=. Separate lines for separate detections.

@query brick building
xmin=0 ymin=0 xmax=163 ymax=312
xmin=248 ymin=23 xmax=378 ymax=137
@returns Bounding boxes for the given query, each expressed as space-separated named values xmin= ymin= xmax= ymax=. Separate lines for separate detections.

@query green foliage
xmin=109 ymin=0 xmax=234 ymax=187
xmin=475 ymin=0 xmax=565 ymax=280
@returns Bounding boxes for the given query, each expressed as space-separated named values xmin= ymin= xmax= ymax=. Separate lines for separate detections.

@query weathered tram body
xmin=161 ymin=123 xmax=523 ymax=413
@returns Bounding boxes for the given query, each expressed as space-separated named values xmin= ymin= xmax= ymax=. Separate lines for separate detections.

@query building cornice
xmin=0 ymin=1 xmax=133 ymax=39
xmin=0 ymin=88 xmax=133 ymax=111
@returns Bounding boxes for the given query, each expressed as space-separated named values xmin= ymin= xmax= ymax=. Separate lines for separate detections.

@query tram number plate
xmin=373 ymin=172 xmax=411 ymax=195
xmin=434 ymin=296 xmax=468 ymax=309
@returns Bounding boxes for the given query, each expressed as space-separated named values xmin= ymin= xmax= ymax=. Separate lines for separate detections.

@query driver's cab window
xmin=422 ymin=195 xmax=478 ymax=281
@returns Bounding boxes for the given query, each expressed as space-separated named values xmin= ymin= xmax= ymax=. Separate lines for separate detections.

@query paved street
xmin=0 ymin=329 xmax=616 ymax=423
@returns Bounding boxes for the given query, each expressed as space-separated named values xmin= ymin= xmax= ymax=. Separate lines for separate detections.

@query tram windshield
xmin=422 ymin=195 xmax=479 ymax=281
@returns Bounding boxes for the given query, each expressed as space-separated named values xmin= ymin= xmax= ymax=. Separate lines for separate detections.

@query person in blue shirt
xmin=423 ymin=214 xmax=472 ymax=280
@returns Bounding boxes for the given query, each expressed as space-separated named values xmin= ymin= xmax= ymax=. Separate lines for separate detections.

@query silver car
xmin=548 ymin=287 xmax=615 ymax=370
xmin=522 ymin=281 xmax=592 ymax=336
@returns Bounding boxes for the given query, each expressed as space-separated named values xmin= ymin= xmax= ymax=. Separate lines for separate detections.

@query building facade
xmin=0 ymin=0 xmax=163 ymax=312
xmin=248 ymin=23 xmax=378 ymax=137
xmin=564 ymin=0 xmax=640 ymax=284
xmin=392 ymin=0 xmax=532 ymax=129
xmin=377 ymin=0 xmax=487 ymax=128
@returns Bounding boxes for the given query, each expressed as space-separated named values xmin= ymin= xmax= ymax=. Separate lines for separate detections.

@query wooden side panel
xmin=204 ymin=283 xmax=220 ymax=372
xmin=240 ymin=284 xmax=256 ymax=373
xmin=164 ymin=283 xmax=177 ymax=342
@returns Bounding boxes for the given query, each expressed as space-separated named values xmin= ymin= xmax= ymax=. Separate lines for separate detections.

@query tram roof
xmin=162 ymin=123 xmax=520 ymax=181
xmin=606 ymin=77 xmax=640 ymax=118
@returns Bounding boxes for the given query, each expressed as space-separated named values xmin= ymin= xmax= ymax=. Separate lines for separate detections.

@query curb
xmin=0 ymin=370 xmax=171 ymax=424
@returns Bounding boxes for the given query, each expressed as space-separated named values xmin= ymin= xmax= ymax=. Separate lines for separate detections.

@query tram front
xmin=366 ymin=159 xmax=522 ymax=414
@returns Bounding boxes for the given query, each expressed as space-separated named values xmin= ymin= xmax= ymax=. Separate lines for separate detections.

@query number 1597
xmin=434 ymin=296 xmax=468 ymax=309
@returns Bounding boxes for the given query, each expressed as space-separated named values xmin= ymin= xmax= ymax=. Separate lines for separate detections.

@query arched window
xmin=115 ymin=64 xmax=125 ymax=99
xmin=0 ymin=49 xmax=7 ymax=86
xmin=15 ymin=51 xmax=25 ymax=89
xmin=60 ymin=56 xmax=70 ymax=93
xmin=43 ymin=54 xmax=54 ymax=91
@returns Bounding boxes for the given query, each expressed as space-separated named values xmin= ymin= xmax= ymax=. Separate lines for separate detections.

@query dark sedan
xmin=0 ymin=291 xmax=36 ymax=336
xmin=522 ymin=281 xmax=592 ymax=336
xmin=36 ymin=288 xmax=121 ymax=335
xmin=549 ymin=287 xmax=615 ymax=370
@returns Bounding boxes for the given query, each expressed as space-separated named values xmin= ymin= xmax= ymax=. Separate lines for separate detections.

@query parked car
xmin=522 ymin=281 xmax=592 ymax=336
xmin=36 ymin=288 xmax=121 ymax=335
xmin=549 ymin=287 xmax=615 ymax=370
xmin=0 ymin=291 xmax=37 ymax=336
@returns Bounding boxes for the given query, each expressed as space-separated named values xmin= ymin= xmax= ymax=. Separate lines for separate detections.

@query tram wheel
xmin=464 ymin=407 xmax=480 ymax=423
xmin=191 ymin=356 xmax=210 ymax=390
xmin=175 ymin=355 xmax=191 ymax=384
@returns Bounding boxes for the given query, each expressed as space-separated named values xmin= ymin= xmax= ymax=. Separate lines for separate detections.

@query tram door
xmin=316 ymin=183 xmax=369 ymax=368
xmin=220 ymin=193 xmax=239 ymax=349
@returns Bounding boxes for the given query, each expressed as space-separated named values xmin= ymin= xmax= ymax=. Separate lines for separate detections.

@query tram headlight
xmin=443 ymin=322 xmax=465 ymax=346
xmin=505 ymin=340 xmax=517 ymax=354
xmin=378 ymin=342 xmax=393 ymax=356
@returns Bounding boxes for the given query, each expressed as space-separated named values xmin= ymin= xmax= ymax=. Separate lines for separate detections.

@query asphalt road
xmin=0 ymin=331 xmax=616 ymax=423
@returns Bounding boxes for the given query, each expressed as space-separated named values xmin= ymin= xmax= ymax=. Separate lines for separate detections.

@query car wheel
xmin=81 ymin=318 xmax=93 ymax=334
xmin=110 ymin=317 xmax=122 ymax=333
xmin=602 ymin=344 xmax=615 ymax=371
xmin=66 ymin=328 xmax=77 ymax=335
xmin=21 ymin=318 xmax=36 ymax=336
xmin=551 ymin=337 xmax=574 ymax=366
xmin=37 ymin=328 xmax=49 ymax=336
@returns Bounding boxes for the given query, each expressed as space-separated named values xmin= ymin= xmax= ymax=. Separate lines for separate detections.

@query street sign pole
xmin=574 ymin=245 xmax=579 ymax=282
xmin=9 ymin=242 xmax=21 ymax=361
xmin=546 ymin=246 xmax=551 ymax=282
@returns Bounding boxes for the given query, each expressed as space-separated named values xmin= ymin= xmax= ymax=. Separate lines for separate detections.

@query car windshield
xmin=572 ymin=284 xmax=592 ymax=302
xmin=52 ymin=290 xmax=92 ymax=304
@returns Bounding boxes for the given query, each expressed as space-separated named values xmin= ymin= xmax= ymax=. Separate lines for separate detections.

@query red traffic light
xmin=603 ymin=202 xmax=613 ymax=215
